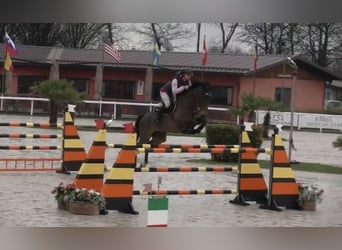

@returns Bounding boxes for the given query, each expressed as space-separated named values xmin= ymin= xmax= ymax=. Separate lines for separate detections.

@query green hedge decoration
xmin=205 ymin=124 xmax=263 ymax=163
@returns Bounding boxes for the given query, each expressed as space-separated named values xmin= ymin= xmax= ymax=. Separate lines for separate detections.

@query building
xmin=1 ymin=43 xmax=341 ymax=118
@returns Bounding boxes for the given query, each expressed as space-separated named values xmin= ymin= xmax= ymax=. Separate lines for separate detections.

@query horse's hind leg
xmin=136 ymin=132 xmax=151 ymax=145
xmin=150 ymin=131 xmax=167 ymax=145
xmin=143 ymin=131 xmax=167 ymax=165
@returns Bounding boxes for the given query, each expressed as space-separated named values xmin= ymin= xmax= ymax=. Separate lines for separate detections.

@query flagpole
xmin=252 ymin=44 xmax=257 ymax=95
xmin=1 ymin=26 xmax=7 ymax=110
xmin=201 ymin=35 xmax=207 ymax=81
xmin=253 ymin=70 xmax=256 ymax=95
xmin=99 ymin=38 xmax=105 ymax=114
xmin=102 ymin=41 xmax=105 ymax=68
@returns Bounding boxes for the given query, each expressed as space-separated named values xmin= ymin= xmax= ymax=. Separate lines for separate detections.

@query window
xmin=65 ymin=78 xmax=88 ymax=94
xmin=103 ymin=80 xmax=135 ymax=99
xmin=275 ymin=88 xmax=291 ymax=108
xmin=152 ymin=82 xmax=164 ymax=101
xmin=17 ymin=76 xmax=47 ymax=94
xmin=210 ymin=86 xmax=233 ymax=105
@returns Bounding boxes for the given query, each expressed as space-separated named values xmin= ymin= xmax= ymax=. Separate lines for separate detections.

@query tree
xmin=238 ymin=23 xmax=295 ymax=55
xmin=230 ymin=92 xmax=285 ymax=125
xmin=296 ymin=23 xmax=342 ymax=67
xmin=199 ymin=23 xmax=239 ymax=53
xmin=30 ymin=79 xmax=85 ymax=124
xmin=14 ymin=23 xmax=63 ymax=46
xmin=196 ymin=23 xmax=201 ymax=52
xmin=1 ymin=23 xmax=113 ymax=49
xmin=218 ymin=23 xmax=239 ymax=53
xmin=238 ymin=23 xmax=342 ymax=68
xmin=333 ymin=136 xmax=342 ymax=149
xmin=127 ymin=23 xmax=195 ymax=51
xmin=58 ymin=23 xmax=107 ymax=48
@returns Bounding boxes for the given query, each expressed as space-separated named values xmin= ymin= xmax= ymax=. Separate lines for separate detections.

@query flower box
xmin=68 ymin=200 xmax=100 ymax=215
xmin=57 ymin=200 xmax=69 ymax=211
xmin=52 ymin=183 xmax=107 ymax=216
xmin=51 ymin=182 xmax=76 ymax=210
xmin=302 ymin=199 xmax=316 ymax=211
xmin=298 ymin=183 xmax=323 ymax=211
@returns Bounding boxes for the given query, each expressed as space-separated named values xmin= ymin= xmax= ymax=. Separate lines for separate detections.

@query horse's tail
xmin=134 ymin=113 xmax=144 ymax=140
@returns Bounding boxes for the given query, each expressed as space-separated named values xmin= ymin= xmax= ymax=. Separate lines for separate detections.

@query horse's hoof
xmin=118 ymin=203 xmax=139 ymax=215
xmin=100 ymin=208 xmax=109 ymax=215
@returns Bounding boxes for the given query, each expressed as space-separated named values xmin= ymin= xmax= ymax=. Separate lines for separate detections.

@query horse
xmin=134 ymin=81 xmax=211 ymax=148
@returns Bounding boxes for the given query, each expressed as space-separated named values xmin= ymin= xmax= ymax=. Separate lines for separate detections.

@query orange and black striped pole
xmin=101 ymin=133 xmax=138 ymax=214
xmin=230 ymin=126 xmax=268 ymax=206
xmin=73 ymin=120 xmax=107 ymax=192
xmin=58 ymin=111 xmax=86 ymax=174
xmin=260 ymin=128 xmax=301 ymax=211
xmin=134 ymin=189 xmax=237 ymax=195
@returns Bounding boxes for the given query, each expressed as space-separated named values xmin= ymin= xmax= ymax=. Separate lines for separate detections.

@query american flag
xmin=103 ymin=43 xmax=121 ymax=62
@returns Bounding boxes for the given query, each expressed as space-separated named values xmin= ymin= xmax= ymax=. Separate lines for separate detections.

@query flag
xmin=143 ymin=183 xmax=153 ymax=192
xmin=202 ymin=36 xmax=208 ymax=66
xmin=4 ymin=51 xmax=13 ymax=71
xmin=4 ymin=32 xmax=17 ymax=56
xmin=152 ymin=39 xmax=161 ymax=66
xmin=103 ymin=42 xmax=121 ymax=62
xmin=147 ymin=196 xmax=168 ymax=227
xmin=253 ymin=44 xmax=258 ymax=70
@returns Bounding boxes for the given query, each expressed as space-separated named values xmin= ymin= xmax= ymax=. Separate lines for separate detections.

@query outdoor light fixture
xmin=287 ymin=56 xmax=298 ymax=70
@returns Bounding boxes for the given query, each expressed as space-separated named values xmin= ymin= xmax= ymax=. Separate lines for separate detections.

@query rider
xmin=154 ymin=69 xmax=193 ymax=123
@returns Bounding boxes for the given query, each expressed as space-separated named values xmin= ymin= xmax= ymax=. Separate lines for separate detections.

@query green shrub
xmin=205 ymin=124 xmax=264 ymax=162
xmin=333 ymin=136 xmax=342 ymax=149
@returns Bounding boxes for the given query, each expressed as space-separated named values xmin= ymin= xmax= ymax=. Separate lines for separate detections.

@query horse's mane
xmin=190 ymin=81 xmax=210 ymax=91
xmin=178 ymin=80 xmax=210 ymax=102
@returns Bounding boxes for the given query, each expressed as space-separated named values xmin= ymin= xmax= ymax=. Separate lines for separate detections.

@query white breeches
xmin=160 ymin=91 xmax=171 ymax=108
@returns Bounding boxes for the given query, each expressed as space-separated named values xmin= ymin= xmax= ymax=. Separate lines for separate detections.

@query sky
xmin=119 ymin=23 xmax=251 ymax=53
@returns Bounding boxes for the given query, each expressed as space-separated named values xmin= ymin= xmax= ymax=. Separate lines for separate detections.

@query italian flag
xmin=147 ymin=196 xmax=168 ymax=227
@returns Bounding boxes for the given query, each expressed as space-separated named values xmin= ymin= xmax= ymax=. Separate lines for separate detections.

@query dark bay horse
xmin=135 ymin=81 xmax=211 ymax=146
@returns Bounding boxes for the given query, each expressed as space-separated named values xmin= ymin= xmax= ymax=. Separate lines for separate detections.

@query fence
xmin=1 ymin=96 xmax=341 ymax=132
xmin=0 ymin=95 xmax=228 ymax=119
xmin=256 ymin=110 xmax=342 ymax=132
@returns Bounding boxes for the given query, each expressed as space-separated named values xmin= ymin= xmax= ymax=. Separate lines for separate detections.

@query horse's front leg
xmin=184 ymin=118 xmax=207 ymax=134
xmin=192 ymin=119 xmax=207 ymax=133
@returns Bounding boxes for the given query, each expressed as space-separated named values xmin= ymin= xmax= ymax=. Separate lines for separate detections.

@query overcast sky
xmin=120 ymin=23 xmax=250 ymax=53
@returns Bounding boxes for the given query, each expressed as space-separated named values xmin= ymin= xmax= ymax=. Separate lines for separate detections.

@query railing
xmin=1 ymin=96 xmax=340 ymax=132
xmin=256 ymin=110 xmax=342 ymax=132
xmin=0 ymin=95 xmax=229 ymax=119
xmin=0 ymin=158 xmax=61 ymax=171
xmin=0 ymin=95 xmax=49 ymax=116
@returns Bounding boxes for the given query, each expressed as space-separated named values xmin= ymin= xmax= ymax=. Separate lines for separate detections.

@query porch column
xmin=4 ymin=70 xmax=13 ymax=95
xmin=49 ymin=62 xmax=60 ymax=80
xmin=144 ymin=66 xmax=153 ymax=102
xmin=94 ymin=64 xmax=103 ymax=99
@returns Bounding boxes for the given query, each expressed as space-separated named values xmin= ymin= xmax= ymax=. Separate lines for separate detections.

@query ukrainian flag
xmin=152 ymin=39 xmax=161 ymax=66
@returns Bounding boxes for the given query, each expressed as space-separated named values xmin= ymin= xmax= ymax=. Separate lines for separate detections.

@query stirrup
xmin=153 ymin=114 xmax=160 ymax=123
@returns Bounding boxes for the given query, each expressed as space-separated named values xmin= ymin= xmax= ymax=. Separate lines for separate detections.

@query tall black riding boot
xmin=153 ymin=106 xmax=165 ymax=123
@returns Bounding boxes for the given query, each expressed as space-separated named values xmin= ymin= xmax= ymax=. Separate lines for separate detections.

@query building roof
xmin=1 ymin=43 xmax=341 ymax=80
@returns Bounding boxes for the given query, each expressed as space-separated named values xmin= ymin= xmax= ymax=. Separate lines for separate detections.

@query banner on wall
xmin=137 ymin=80 xmax=144 ymax=95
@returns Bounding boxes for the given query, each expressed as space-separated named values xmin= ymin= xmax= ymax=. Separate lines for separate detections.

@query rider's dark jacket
xmin=160 ymin=72 xmax=189 ymax=98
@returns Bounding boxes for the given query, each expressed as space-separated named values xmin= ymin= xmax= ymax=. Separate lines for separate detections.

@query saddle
xmin=154 ymin=102 xmax=176 ymax=114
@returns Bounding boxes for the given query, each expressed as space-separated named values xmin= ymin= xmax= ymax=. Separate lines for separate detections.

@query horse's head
xmin=177 ymin=81 xmax=210 ymax=123
xmin=182 ymin=81 xmax=211 ymax=121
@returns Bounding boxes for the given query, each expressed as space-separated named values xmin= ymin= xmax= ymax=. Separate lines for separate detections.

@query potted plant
xmin=298 ymin=183 xmax=324 ymax=211
xmin=51 ymin=182 xmax=76 ymax=210
xmin=68 ymin=187 xmax=107 ymax=215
